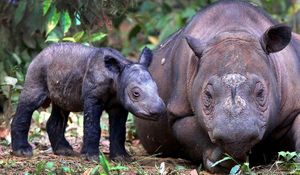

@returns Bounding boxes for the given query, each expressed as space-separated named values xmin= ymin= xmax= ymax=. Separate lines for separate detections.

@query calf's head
xmin=104 ymin=47 xmax=165 ymax=120
xmin=186 ymin=24 xmax=291 ymax=160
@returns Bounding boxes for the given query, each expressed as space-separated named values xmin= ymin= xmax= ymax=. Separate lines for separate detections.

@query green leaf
xmin=45 ymin=29 xmax=62 ymax=43
xmin=62 ymin=166 xmax=71 ymax=173
xmin=240 ymin=163 xmax=252 ymax=174
xmin=43 ymin=0 xmax=52 ymax=16
xmin=60 ymin=11 xmax=72 ymax=34
xmin=73 ymin=31 xmax=85 ymax=42
xmin=278 ymin=151 xmax=287 ymax=159
xmin=46 ymin=7 xmax=61 ymax=36
xmin=46 ymin=162 xmax=55 ymax=170
xmin=181 ymin=7 xmax=196 ymax=19
xmin=99 ymin=152 xmax=110 ymax=175
xmin=74 ymin=11 xmax=81 ymax=25
xmin=230 ymin=165 xmax=240 ymax=175
xmin=90 ymin=165 xmax=100 ymax=175
xmin=211 ymin=156 xmax=233 ymax=167
xmin=13 ymin=0 xmax=27 ymax=26
xmin=110 ymin=165 xmax=129 ymax=171
xmin=45 ymin=35 xmax=60 ymax=43
xmin=62 ymin=37 xmax=76 ymax=42
xmin=11 ymin=53 xmax=22 ymax=65
xmin=84 ymin=32 xmax=107 ymax=43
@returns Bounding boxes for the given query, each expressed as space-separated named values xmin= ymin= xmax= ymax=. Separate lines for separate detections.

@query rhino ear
xmin=260 ymin=24 xmax=292 ymax=54
xmin=185 ymin=35 xmax=205 ymax=57
xmin=139 ymin=47 xmax=153 ymax=67
xmin=104 ymin=55 xmax=127 ymax=74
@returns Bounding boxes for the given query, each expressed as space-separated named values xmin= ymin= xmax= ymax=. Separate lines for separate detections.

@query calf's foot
xmin=12 ymin=144 xmax=33 ymax=157
xmin=53 ymin=145 xmax=76 ymax=156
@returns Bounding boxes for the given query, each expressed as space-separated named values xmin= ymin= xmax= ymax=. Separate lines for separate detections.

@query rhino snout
xmin=148 ymin=99 xmax=166 ymax=116
xmin=210 ymin=127 xmax=260 ymax=158
xmin=134 ymin=98 xmax=166 ymax=121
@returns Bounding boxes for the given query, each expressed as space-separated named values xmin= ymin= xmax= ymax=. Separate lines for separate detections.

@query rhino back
xmin=27 ymin=43 xmax=101 ymax=112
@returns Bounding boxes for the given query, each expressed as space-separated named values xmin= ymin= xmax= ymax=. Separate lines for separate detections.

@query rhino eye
xmin=133 ymin=91 xmax=140 ymax=97
xmin=204 ymin=91 xmax=212 ymax=107
xmin=130 ymin=87 xmax=142 ymax=101
xmin=202 ymin=84 xmax=214 ymax=114
xmin=255 ymin=82 xmax=266 ymax=107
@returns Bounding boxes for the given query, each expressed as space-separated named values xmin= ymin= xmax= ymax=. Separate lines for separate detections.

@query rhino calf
xmin=11 ymin=43 xmax=165 ymax=161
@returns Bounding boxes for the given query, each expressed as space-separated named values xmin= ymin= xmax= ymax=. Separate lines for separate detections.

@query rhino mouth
xmin=222 ymin=142 xmax=254 ymax=160
xmin=134 ymin=111 xmax=160 ymax=121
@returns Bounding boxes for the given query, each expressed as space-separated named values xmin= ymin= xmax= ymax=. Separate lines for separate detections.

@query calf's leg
xmin=11 ymin=88 xmax=48 ymax=157
xmin=46 ymin=104 xmax=74 ymax=156
xmin=81 ymin=97 xmax=103 ymax=161
xmin=107 ymin=106 xmax=129 ymax=161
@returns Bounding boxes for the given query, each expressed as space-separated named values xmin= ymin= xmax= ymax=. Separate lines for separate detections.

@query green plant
xmin=89 ymin=152 xmax=129 ymax=175
xmin=275 ymin=151 xmax=300 ymax=174
xmin=211 ymin=154 xmax=256 ymax=175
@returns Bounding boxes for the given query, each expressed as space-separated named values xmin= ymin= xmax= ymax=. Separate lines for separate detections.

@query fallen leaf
xmin=0 ymin=127 xmax=9 ymax=139
xmin=82 ymin=168 xmax=93 ymax=175
xmin=132 ymin=139 xmax=140 ymax=147
xmin=190 ymin=169 xmax=199 ymax=175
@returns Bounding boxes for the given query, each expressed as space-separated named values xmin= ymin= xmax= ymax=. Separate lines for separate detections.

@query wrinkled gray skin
xmin=135 ymin=1 xmax=300 ymax=173
xmin=11 ymin=43 xmax=165 ymax=161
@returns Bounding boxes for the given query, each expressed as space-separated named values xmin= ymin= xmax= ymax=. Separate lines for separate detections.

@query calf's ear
xmin=139 ymin=47 xmax=153 ymax=67
xmin=104 ymin=56 xmax=126 ymax=74
xmin=260 ymin=24 xmax=292 ymax=54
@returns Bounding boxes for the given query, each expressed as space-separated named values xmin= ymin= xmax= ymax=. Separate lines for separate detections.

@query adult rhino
xmin=135 ymin=0 xmax=300 ymax=173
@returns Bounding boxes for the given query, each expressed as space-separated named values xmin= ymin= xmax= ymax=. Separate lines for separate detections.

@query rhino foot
xmin=54 ymin=147 xmax=77 ymax=156
xmin=81 ymin=153 xmax=99 ymax=162
xmin=111 ymin=153 xmax=133 ymax=163
xmin=12 ymin=146 xmax=33 ymax=157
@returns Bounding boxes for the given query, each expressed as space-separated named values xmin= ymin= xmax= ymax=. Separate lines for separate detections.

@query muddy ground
xmin=0 ymin=111 xmax=296 ymax=175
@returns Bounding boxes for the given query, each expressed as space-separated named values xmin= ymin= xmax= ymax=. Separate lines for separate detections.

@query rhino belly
xmin=47 ymin=71 xmax=84 ymax=112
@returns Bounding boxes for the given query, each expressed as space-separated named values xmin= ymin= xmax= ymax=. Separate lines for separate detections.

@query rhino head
xmin=185 ymin=24 xmax=291 ymax=160
xmin=104 ymin=47 xmax=166 ymax=120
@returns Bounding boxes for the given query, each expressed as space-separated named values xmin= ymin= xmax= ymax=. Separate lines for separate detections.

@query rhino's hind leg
xmin=107 ymin=106 xmax=130 ymax=162
xmin=47 ymin=104 xmax=74 ymax=156
xmin=81 ymin=97 xmax=103 ymax=161
xmin=11 ymin=88 xmax=48 ymax=157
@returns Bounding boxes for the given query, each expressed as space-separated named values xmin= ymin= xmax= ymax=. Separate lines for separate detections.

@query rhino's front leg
xmin=81 ymin=96 xmax=103 ymax=161
xmin=172 ymin=116 xmax=234 ymax=173
xmin=107 ymin=106 xmax=130 ymax=162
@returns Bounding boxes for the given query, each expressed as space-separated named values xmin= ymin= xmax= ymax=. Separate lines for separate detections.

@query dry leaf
xmin=190 ymin=169 xmax=199 ymax=175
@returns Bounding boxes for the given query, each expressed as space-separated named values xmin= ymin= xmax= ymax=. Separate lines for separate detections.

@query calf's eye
xmin=130 ymin=87 xmax=142 ymax=101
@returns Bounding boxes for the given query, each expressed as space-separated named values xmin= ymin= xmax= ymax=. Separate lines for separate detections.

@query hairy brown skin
xmin=135 ymin=1 xmax=300 ymax=173
xmin=11 ymin=43 xmax=165 ymax=161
